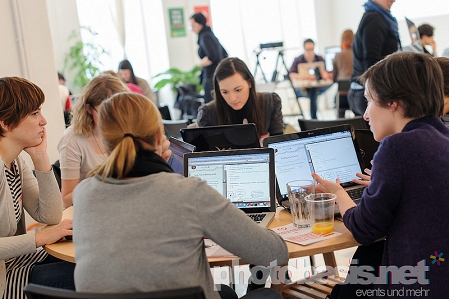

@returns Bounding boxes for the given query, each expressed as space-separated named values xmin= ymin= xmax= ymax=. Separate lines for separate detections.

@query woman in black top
xmin=197 ymin=57 xmax=284 ymax=140
xmin=190 ymin=13 xmax=228 ymax=103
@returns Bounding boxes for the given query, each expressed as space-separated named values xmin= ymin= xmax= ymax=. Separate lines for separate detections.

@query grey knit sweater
xmin=73 ymin=172 xmax=288 ymax=299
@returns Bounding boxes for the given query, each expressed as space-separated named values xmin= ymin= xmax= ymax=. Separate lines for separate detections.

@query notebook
xmin=297 ymin=61 xmax=326 ymax=81
xmin=263 ymin=125 xmax=366 ymax=210
xmin=180 ymin=123 xmax=260 ymax=152
xmin=167 ymin=137 xmax=195 ymax=175
xmin=183 ymin=148 xmax=276 ymax=227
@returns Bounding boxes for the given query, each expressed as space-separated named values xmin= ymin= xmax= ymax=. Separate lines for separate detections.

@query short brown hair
xmin=435 ymin=57 xmax=449 ymax=98
xmin=360 ymin=52 xmax=444 ymax=118
xmin=71 ymin=74 xmax=129 ymax=137
xmin=0 ymin=77 xmax=45 ymax=137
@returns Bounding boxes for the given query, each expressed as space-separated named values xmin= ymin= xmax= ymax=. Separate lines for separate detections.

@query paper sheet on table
xmin=271 ymin=223 xmax=342 ymax=245
xmin=204 ymin=239 xmax=236 ymax=257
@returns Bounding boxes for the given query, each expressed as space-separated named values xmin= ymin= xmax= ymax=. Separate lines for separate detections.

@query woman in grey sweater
xmin=0 ymin=77 xmax=74 ymax=299
xmin=73 ymin=92 xmax=288 ymax=299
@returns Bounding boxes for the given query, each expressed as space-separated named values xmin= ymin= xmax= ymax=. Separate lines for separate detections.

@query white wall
xmin=0 ymin=0 xmax=65 ymax=166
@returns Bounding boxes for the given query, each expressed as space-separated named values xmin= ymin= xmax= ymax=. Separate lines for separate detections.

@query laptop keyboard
xmin=347 ymin=187 xmax=365 ymax=204
xmin=247 ymin=213 xmax=266 ymax=223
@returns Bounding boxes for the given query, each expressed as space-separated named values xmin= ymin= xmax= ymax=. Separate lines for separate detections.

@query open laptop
xmin=180 ymin=124 xmax=260 ymax=152
xmin=263 ymin=125 xmax=366 ymax=210
xmin=183 ymin=148 xmax=276 ymax=227
xmin=167 ymin=137 xmax=195 ymax=175
xmin=297 ymin=61 xmax=326 ymax=81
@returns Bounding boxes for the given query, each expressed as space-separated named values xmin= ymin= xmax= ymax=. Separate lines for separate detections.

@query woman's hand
xmin=311 ymin=173 xmax=344 ymax=194
xmin=35 ymin=219 xmax=72 ymax=248
xmin=353 ymin=168 xmax=372 ymax=186
xmin=23 ymin=127 xmax=51 ymax=171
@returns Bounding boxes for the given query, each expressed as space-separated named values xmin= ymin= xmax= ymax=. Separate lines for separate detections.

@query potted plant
xmin=153 ymin=65 xmax=202 ymax=93
xmin=63 ymin=27 xmax=108 ymax=93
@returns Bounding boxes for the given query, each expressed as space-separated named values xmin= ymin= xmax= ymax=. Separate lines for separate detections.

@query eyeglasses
xmin=304 ymin=48 xmax=314 ymax=52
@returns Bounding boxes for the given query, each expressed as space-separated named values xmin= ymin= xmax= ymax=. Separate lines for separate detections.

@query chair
xmin=162 ymin=119 xmax=189 ymax=139
xmin=52 ymin=160 xmax=62 ymax=191
xmin=158 ymin=105 xmax=172 ymax=120
xmin=23 ymin=284 xmax=205 ymax=299
xmin=336 ymin=79 xmax=350 ymax=118
xmin=298 ymin=116 xmax=368 ymax=131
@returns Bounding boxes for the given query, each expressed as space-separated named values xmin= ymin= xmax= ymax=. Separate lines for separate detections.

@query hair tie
xmin=123 ymin=133 xmax=134 ymax=139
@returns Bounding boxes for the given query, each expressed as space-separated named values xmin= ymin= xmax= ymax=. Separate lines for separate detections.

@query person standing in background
xmin=190 ymin=12 xmax=228 ymax=104
xmin=348 ymin=0 xmax=401 ymax=116
xmin=118 ymin=59 xmax=156 ymax=103
xmin=333 ymin=30 xmax=354 ymax=118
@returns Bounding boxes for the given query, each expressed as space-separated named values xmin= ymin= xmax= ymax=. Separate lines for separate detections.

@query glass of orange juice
xmin=305 ymin=193 xmax=336 ymax=234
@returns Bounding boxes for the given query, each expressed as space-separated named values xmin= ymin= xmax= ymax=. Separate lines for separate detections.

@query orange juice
xmin=312 ymin=222 xmax=334 ymax=234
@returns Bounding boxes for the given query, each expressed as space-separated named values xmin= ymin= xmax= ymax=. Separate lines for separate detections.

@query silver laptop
xmin=184 ymin=148 xmax=276 ymax=227
xmin=263 ymin=125 xmax=366 ymax=212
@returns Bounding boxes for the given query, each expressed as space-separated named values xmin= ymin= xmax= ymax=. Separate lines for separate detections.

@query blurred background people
xmin=333 ymin=29 xmax=354 ymax=118
xmin=197 ymin=57 xmax=284 ymax=140
xmin=418 ymin=24 xmax=437 ymax=56
xmin=289 ymin=38 xmax=331 ymax=119
xmin=118 ymin=59 xmax=156 ymax=103
xmin=348 ymin=0 xmax=401 ymax=116
xmin=190 ymin=12 xmax=228 ymax=104
xmin=58 ymin=72 xmax=72 ymax=127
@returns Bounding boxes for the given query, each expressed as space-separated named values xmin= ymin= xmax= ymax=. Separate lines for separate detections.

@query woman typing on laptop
xmin=197 ymin=57 xmax=284 ymax=143
xmin=312 ymin=52 xmax=449 ymax=297
xmin=72 ymin=92 xmax=288 ymax=299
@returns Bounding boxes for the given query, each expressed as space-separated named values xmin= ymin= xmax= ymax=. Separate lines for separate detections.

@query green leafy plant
xmin=63 ymin=27 xmax=108 ymax=90
xmin=153 ymin=66 xmax=202 ymax=93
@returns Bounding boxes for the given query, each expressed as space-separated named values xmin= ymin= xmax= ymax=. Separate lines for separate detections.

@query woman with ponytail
xmin=72 ymin=92 xmax=288 ymax=299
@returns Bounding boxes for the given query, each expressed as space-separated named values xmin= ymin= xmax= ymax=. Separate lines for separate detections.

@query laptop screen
xmin=263 ymin=125 xmax=364 ymax=202
xmin=184 ymin=148 xmax=275 ymax=213
xmin=167 ymin=138 xmax=195 ymax=175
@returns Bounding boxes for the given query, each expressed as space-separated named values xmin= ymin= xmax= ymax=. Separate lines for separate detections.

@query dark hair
xmin=118 ymin=59 xmax=137 ymax=85
xmin=418 ymin=24 xmax=434 ymax=37
xmin=303 ymin=38 xmax=315 ymax=47
xmin=190 ymin=13 xmax=207 ymax=26
xmin=435 ymin=57 xmax=449 ymax=98
xmin=58 ymin=72 xmax=65 ymax=82
xmin=0 ymin=77 xmax=45 ymax=137
xmin=360 ymin=52 xmax=444 ymax=118
xmin=213 ymin=57 xmax=265 ymax=136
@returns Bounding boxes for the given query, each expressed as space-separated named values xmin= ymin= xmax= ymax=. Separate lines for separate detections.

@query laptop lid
xmin=180 ymin=124 xmax=260 ymax=152
xmin=183 ymin=148 xmax=276 ymax=214
xmin=297 ymin=61 xmax=326 ymax=80
xmin=405 ymin=17 xmax=421 ymax=44
xmin=167 ymin=137 xmax=195 ymax=175
xmin=263 ymin=124 xmax=365 ymax=205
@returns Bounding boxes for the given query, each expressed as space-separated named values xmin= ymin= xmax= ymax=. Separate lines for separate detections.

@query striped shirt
xmin=3 ymin=162 xmax=47 ymax=299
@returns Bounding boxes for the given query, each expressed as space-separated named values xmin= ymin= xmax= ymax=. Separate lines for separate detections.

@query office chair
xmin=23 ymin=284 xmax=205 ymax=299
xmin=162 ymin=119 xmax=189 ymax=139
xmin=298 ymin=116 xmax=369 ymax=131
xmin=52 ymin=160 xmax=62 ymax=191
xmin=336 ymin=79 xmax=350 ymax=118
xmin=158 ymin=105 xmax=172 ymax=120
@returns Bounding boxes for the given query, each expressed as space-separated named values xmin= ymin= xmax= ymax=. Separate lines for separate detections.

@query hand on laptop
xmin=353 ymin=160 xmax=373 ymax=186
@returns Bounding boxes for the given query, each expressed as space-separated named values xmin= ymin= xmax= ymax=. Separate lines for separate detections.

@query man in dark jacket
xmin=190 ymin=13 xmax=228 ymax=103
xmin=348 ymin=0 xmax=401 ymax=116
